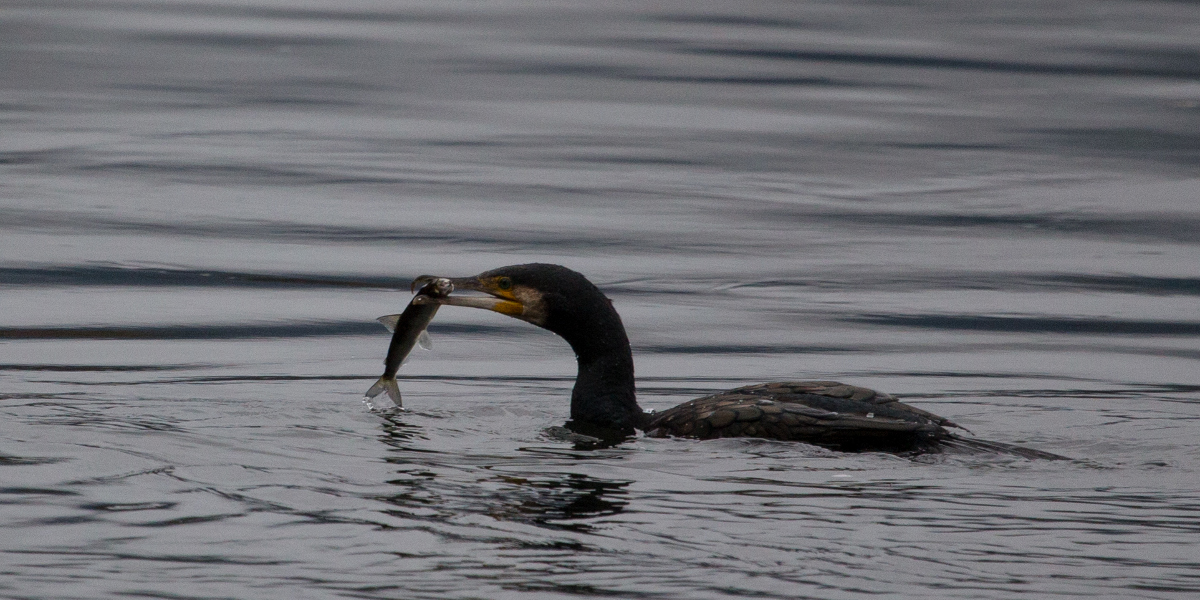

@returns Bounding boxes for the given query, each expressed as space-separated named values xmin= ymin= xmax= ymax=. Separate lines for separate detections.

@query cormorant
xmin=413 ymin=263 xmax=1061 ymax=457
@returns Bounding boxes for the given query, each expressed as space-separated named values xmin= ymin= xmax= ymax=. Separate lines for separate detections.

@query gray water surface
xmin=3 ymin=1 xmax=1200 ymax=598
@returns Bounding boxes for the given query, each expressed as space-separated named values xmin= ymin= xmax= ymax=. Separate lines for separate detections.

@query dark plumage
xmin=644 ymin=381 xmax=954 ymax=452
xmin=416 ymin=263 xmax=1062 ymax=458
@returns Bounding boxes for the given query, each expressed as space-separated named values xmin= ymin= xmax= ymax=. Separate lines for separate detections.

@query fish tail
xmin=383 ymin=378 xmax=402 ymax=407
xmin=365 ymin=376 xmax=403 ymax=408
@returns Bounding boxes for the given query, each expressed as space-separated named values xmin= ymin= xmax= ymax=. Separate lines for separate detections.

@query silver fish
xmin=364 ymin=277 xmax=453 ymax=407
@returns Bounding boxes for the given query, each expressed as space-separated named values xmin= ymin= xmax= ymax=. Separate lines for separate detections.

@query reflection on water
xmin=488 ymin=472 xmax=630 ymax=531
xmin=376 ymin=412 xmax=631 ymax=532
xmin=0 ymin=453 xmax=70 ymax=466
xmin=2 ymin=0 xmax=1200 ymax=598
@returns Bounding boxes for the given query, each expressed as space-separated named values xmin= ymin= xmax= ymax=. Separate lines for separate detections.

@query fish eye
xmin=496 ymin=277 xmax=513 ymax=291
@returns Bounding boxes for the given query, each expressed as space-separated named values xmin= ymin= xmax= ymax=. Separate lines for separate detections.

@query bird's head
xmin=413 ymin=263 xmax=624 ymax=351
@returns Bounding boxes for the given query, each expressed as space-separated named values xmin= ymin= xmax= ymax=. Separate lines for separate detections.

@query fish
xmin=364 ymin=276 xmax=453 ymax=407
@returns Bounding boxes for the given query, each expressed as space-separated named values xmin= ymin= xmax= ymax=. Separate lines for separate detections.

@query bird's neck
xmin=567 ymin=332 xmax=644 ymax=432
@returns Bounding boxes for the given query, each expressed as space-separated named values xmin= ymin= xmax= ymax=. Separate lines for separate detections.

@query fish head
xmin=410 ymin=276 xmax=454 ymax=297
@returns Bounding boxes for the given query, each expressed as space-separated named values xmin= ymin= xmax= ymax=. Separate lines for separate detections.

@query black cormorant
xmin=413 ymin=263 xmax=1061 ymax=457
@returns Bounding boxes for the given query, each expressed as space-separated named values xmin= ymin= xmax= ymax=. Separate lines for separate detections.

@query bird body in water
xmin=413 ymin=263 xmax=1061 ymax=458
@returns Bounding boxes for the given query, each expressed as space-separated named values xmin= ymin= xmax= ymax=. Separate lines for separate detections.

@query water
xmin=3 ymin=1 xmax=1199 ymax=598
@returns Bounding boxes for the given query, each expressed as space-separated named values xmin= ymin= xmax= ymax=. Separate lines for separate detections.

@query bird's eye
xmin=496 ymin=277 xmax=513 ymax=291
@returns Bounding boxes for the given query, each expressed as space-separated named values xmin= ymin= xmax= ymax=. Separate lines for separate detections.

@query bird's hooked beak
xmin=410 ymin=274 xmax=528 ymax=319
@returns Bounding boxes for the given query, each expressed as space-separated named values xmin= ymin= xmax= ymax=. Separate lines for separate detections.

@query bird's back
xmin=643 ymin=381 xmax=956 ymax=451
